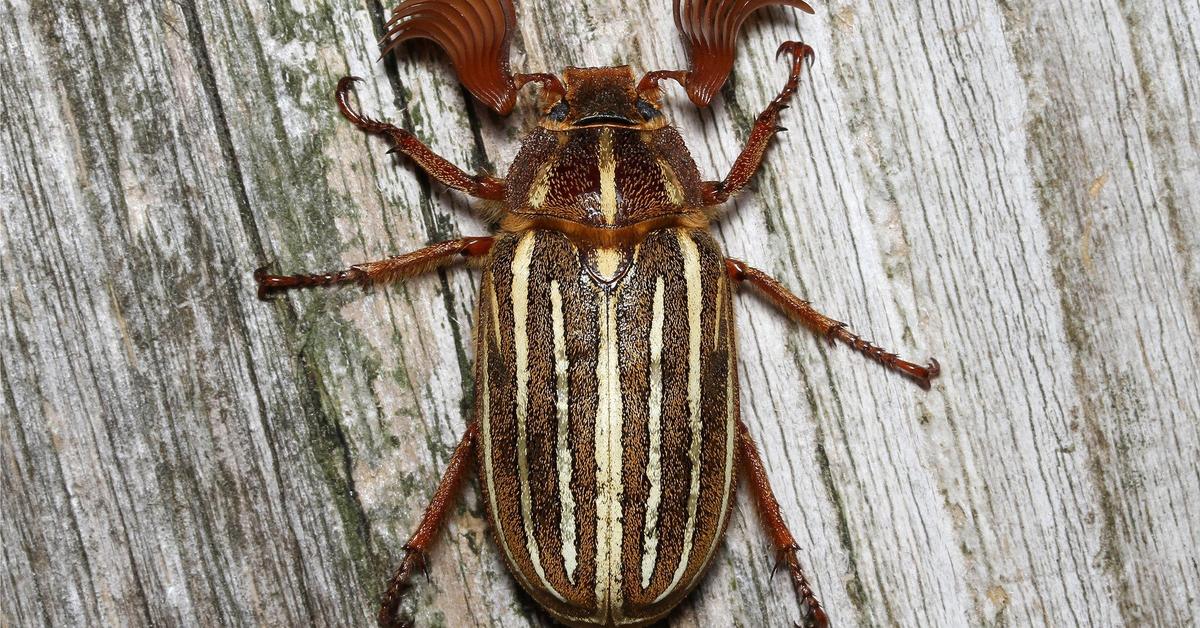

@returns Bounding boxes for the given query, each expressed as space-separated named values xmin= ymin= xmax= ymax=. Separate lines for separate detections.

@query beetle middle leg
xmin=254 ymin=237 xmax=493 ymax=299
xmin=725 ymin=258 xmax=941 ymax=389
xmin=738 ymin=420 xmax=829 ymax=628
xmin=336 ymin=77 xmax=507 ymax=201
xmin=702 ymin=41 xmax=815 ymax=205
xmin=378 ymin=422 xmax=478 ymax=628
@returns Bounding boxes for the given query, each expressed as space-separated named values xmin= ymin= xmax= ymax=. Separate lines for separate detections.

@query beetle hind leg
xmin=779 ymin=548 xmax=828 ymax=628
xmin=377 ymin=423 xmax=478 ymax=628
xmin=738 ymin=420 xmax=829 ymax=628
xmin=378 ymin=549 xmax=425 ymax=628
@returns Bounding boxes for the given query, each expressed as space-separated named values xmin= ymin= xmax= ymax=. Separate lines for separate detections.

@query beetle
xmin=255 ymin=0 xmax=940 ymax=625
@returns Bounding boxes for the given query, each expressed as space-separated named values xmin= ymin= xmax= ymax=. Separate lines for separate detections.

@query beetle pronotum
xmin=255 ymin=0 xmax=940 ymax=625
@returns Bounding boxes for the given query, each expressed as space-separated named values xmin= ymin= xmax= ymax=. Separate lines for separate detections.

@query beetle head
xmin=539 ymin=66 xmax=666 ymax=131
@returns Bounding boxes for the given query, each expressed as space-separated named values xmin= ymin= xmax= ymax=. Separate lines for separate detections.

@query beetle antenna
xmin=381 ymin=0 xmax=524 ymax=114
xmin=665 ymin=0 xmax=815 ymax=106
xmin=636 ymin=69 xmax=690 ymax=100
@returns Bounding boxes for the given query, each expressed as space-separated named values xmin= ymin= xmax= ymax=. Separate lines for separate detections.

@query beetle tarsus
xmin=827 ymin=322 xmax=941 ymax=389
xmin=702 ymin=41 xmax=815 ymax=205
xmin=378 ymin=542 xmax=440 ymax=627
xmin=911 ymin=357 xmax=941 ymax=391
xmin=771 ymin=41 xmax=815 ymax=106
xmin=729 ymin=260 xmax=941 ymax=390
xmin=253 ymin=262 xmax=278 ymax=300
xmin=773 ymin=548 xmax=829 ymax=628
xmin=253 ymin=266 xmax=366 ymax=299
xmin=378 ymin=548 xmax=424 ymax=628
xmin=336 ymin=76 xmax=384 ymax=129
xmin=741 ymin=422 xmax=830 ymax=628
xmin=375 ymin=424 xmax=478 ymax=627
xmin=776 ymin=41 xmax=815 ymax=64
xmin=783 ymin=551 xmax=830 ymax=628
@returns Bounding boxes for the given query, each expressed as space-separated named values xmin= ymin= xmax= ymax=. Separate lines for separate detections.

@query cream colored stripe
xmin=599 ymin=129 xmax=617 ymax=224
xmin=655 ymin=230 xmax=705 ymax=603
xmin=687 ymin=292 xmax=738 ymax=592
xmin=480 ymin=275 xmax=529 ymax=594
xmin=593 ymin=293 xmax=625 ymax=622
xmin=639 ymin=277 xmax=666 ymax=588
xmin=593 ymin=247 xmax=622 ymax=281
xmin=511 ymin=232 xmax=564 ymax=602
xmin=528 ymin=160 xmax=554 ymax=208
xmin=656 ymin=158 xmax=684 ymax=206
xmin=550 ymin=281 xmax=578 ymax=583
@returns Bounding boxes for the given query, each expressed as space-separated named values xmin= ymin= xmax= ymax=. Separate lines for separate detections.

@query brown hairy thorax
xmin=498 ymin=65 xmax=702 ymax=234
xmin=500 ymin=120 xmax=705 ymax=232
xmin=501 ymin=66 xmax=694 ymax=237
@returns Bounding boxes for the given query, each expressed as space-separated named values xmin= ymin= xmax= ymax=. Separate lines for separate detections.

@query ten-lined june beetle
xmin=255 ymin=0 xmax=940 ymax=625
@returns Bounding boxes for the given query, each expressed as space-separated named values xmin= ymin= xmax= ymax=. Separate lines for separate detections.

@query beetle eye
xmin=548 ymin=100 xmax=569 ymax=121
xmin=635 ymin=98 xmax=661 ymax=120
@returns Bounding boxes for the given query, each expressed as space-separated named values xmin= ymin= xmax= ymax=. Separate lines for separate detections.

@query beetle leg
xmin=379 ymin=422 xmax=479 ymax=628
xmin=738 ymin=420 xmax=829 ymax=628
xmin=254 ymin=237 xmax=494 ymax=299
xmin=726 ymin=258 xmax=941 ymax=389
xmin=336 ymin=77 xmax=507 ymax=201
xmin=702 ymin=42 xmax=814 ymax=206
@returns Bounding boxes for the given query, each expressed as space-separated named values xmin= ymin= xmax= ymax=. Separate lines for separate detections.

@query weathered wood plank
xmin=2 ymin=0 xmax=1197 ymax=626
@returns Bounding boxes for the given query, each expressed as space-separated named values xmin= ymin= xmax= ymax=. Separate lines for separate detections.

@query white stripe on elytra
xmin=480 ymin=270 xmax=588 ymax=625
xmin=686 ymin=284 xmax=738 ymax=593
xmin=481 ymin=279 xmax=531 ymax=595
xmin=594 ymin=292 xmax=625 ymax=622
xmin=655 ymin=230 xmax=705 ymax=603
xmin=550 ymin=280 xmax=579 ymax=584
xmin=640 ymin=277 xmax=666 ymax=588
xmin=511 ymin=232 xmax=565 ymax=602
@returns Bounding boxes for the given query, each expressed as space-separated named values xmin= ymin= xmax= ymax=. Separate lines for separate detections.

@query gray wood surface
xmin=3 ymin=0 xmax=1198 ymax=626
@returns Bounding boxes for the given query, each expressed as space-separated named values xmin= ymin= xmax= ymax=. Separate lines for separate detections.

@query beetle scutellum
xmin=255 ymin=0 xmax=940 ymax=624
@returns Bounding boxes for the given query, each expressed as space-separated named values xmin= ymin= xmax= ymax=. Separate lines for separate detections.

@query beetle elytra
xmin=255 ymin=0 xmax=940 ymax=625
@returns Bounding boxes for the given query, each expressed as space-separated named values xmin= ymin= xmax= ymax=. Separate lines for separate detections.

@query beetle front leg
xmin=702 ymin=42 xmax=814 ymax=206
xmin=738 ymin=420 xmax=829 ymax=628
xmin=255 ymin=237 xmax=494 ymax=299
xmin=379 ymin=422 xmax=478 ymax=628
xmin=726 ymin=258 xmax=941 ymax=389
xmin=337 ymin=77 xmax=506 ymax=201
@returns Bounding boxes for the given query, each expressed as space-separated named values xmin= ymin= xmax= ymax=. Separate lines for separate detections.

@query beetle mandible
xmin=255 ymin=0 xmax=941 ymax=625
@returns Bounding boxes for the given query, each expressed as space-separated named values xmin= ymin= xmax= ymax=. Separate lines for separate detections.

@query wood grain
xmin=2 ymin=0 xmax=1197 ymax=626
